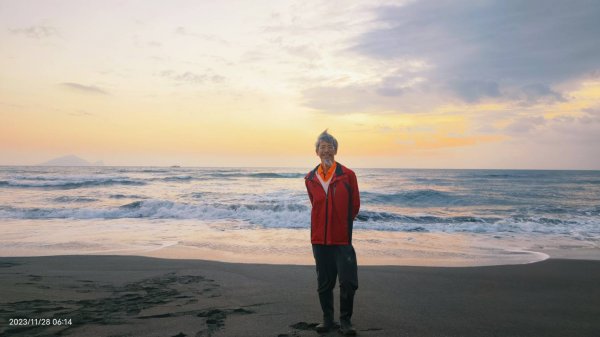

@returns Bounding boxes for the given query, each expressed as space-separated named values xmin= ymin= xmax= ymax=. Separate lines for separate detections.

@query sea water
xmin=1 ymin=166 xmax=599 ymax=266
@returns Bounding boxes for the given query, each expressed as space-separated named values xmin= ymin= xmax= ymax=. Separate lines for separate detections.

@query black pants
xmin=312 ymin=244 xmax=358 ymax=323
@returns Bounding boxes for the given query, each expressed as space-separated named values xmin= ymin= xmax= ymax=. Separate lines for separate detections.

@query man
xmin=305 ymin=129 xmax=360 ymax=335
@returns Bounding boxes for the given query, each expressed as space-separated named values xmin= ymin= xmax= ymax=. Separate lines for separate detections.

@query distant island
xmin=38 ymin=155 xmax=104 ymax=166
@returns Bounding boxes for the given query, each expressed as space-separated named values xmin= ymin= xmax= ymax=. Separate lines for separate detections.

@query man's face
xmin=316 ymin=141 xmax=337 ymax=166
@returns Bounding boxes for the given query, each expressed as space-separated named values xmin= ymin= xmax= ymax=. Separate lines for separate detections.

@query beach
xmin=1 ymin=255 xmax=599 ymax=337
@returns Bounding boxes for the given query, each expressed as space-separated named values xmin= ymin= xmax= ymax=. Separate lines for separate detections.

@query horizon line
xmin=0 ymin=164 xmax=599 ymax=171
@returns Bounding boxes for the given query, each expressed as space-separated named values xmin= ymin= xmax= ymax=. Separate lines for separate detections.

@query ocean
xmin=1 ymin=166 xmax=599 ymax=266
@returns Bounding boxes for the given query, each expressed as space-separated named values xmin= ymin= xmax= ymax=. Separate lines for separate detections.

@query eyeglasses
xmin=318 ymin=144 xmax=335 ymax=151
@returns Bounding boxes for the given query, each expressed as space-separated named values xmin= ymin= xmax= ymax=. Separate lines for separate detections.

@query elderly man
xmin=305 ymin=129 xmax=360 ymax=335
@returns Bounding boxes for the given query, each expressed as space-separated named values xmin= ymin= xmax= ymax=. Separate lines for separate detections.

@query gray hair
xmin=315 ymin=129 xmax=338 ymax=152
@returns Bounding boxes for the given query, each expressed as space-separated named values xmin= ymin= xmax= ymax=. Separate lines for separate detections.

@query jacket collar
xmin=307 ymin=161 xmax=344 ymax=181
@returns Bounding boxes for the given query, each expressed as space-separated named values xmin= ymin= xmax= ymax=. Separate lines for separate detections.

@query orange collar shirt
xmin=317 ymin=162 xmax=337 ymax=182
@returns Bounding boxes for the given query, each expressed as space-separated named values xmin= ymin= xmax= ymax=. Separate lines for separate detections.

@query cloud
xmin=0 ymin=101 xmax=25 ymax=109
xmin=302 ymin=83 xmax=435 ymax=114
xmin=445 ymin=81 xmax=565 ymax=104
xmin=533 ymin=114 xmax=600 ymax=146
xmin=68 ymin=110 xmax=94 ymax=117
xmin=504 ymin=116 xmax=546 ymax=134
xmin=351 ymin=0 xmax=600 ymax=102
xmin=500 ymin=106 xmax=600 ymax=149
xmin=174 ymin=26 xmax=228 ymax=44
xmin=375 ymin=75 xmax=414 ymax=97
xmin=509 ymin=84 xmax=567 ymax=105
xmin=581 ymin=106 xmax=600 ymax=124
xmin=159 ymin=70 xmax=225 ymax=85
xmin=302 ymin=85 xmax=379 ymax=113
xmin=445 ymin=80 xmax=567 ymax=104
xmin=8 ymin=25 xmax=58 ymax=39
xmin=272 ymin=39 xmax=322 ymax=61
xmin=447 ymin=80 xmax=501 ymax=103
xmin=301 ymin=72 xmax=444 ymax=114
xmin=60 ymin=83 xmax=109 ymax=95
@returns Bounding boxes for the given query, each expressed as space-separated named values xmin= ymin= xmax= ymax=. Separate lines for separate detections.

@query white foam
xmin=1 ymin=199 xmax=599 ymax=240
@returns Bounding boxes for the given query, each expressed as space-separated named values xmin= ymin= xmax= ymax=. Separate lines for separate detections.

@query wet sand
xmin=1 ymin=255 xmax=599 ymax=337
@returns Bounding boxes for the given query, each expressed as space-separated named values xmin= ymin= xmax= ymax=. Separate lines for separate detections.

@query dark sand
xmin=1 ymin=256 xmax=599 ymax=337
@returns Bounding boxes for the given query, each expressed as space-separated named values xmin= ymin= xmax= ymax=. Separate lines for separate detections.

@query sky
xmin=1 ymin=0 xmax=599 ymax=169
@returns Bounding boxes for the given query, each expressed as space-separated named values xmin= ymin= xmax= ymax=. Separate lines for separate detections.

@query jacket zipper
xmin=324 ymin=180 xmax=337 ymax=244
xmin=324 ymin=184 xmax=329 ymax=244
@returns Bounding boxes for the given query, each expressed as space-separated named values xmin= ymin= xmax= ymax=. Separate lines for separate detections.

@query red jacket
xmin=305 ymin=162 xmax=360 ymax=245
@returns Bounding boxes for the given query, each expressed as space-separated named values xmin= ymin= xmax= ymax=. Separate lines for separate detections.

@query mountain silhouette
xmin=38 ymin=155 xmax=104 ymax=166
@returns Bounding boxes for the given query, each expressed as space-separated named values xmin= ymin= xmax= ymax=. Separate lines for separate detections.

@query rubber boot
xmin=316 ymin=290 xmax=334 ymax=333
xmin=339 ymin=319 xmax=357 ymax=336
xmin=339 ymin=287 xmax=356 ymax=335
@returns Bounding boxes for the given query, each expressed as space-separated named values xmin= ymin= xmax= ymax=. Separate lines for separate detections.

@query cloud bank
xmin=304 ymin=0 xmax=600 ymax=113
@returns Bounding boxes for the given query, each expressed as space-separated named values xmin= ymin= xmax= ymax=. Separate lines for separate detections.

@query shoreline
xmin=4 ymin=219 xmax=598 ymax=267
xmin=6 ymin=243 xmax=600 ymax=267
xmin=1 ymin=255 xmax=600 ymax=337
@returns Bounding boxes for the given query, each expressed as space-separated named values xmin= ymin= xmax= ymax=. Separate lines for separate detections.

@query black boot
xmin=339 ymin=287 xmax=356 ymax=335
xmin=339 ymin=319 xmax=356 ymax=336
xmin=316 ymin=290 xmax=334 ymax=332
